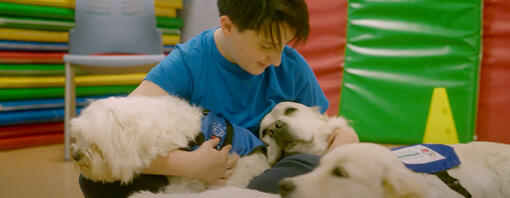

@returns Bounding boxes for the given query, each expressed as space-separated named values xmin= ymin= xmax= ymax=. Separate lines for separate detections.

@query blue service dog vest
xmin=391 ymin=144 xmax=471 ymax=198
xmin=187 ymin=112 xmax=265 ymax=156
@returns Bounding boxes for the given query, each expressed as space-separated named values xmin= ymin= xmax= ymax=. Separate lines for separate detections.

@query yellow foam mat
xmin=155 ymin=7 xmax=176 ymax=18
xmin=155 ymin=0 xmax=182 ymax=9
xmin=0 ymin=28 xmax=180 ymax=45
xmin=0 ymin=0 xmax=182 ymax=11
xmin=0 ymin=28 xmax=67 ymax=43
xmin=162 ymin=35 xmax=180 ymax=46
xmin=0 ymin=73 xmax=146 ymax=88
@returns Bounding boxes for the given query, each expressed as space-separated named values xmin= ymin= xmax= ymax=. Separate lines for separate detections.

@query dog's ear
xmin=382 ymin=165 xmax=428 ymax=198
xmin=310 ymin=105 xmax=322 ymax=113
xmin=310 ymin=106 xmax=329 ymax=122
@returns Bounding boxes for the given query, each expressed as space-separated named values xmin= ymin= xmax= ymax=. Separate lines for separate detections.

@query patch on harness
xmin=391 ymin=144 xmax=471 ymax=198
xmin=391 ymin=144 xmax=460 ymax=174
xmin=201 ymin=113 xmax=229 ymax=150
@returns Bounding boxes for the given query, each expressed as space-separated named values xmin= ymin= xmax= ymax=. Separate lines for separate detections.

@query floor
xmin=0 ymin=144 xmax=82 ymax=198
xmin=0 ymin=143 xmax=403 ymax=198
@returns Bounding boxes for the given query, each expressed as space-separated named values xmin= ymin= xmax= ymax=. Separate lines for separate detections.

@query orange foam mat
xmin=0 ymin=122 xmax=63 ymax=138
xmin=297 ymin=0 xmax=347 ymax=116
xmin=0 ymin=132 xmax=63 ymax=150
xmin=477 ymin=0 xmax=510 ymax=144
xmin=0 ymin=51 xmax=64 ymax=64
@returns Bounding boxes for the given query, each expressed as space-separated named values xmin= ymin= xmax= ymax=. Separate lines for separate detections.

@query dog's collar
xmin=391 ymin=144 xmax=472 ymax=198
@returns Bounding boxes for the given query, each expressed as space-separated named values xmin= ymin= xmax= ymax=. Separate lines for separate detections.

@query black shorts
xmin=79 ymin=174 xmax=168 ymax=198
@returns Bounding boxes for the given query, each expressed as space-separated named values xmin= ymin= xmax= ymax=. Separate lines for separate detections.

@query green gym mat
xmin=0 ymin=2 xmax=73 ymax=21
xmin=0 ymin=16 xmax=73 ymax=31
xmin=339 ymin=0 xmax=482 ymax=144
xmin=0 ymin=85 xmax=137 ymax=101
xmin=0 ymin=64 xmax=64 ymax=76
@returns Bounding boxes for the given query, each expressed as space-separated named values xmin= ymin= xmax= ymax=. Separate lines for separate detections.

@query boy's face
xmin=228 ymin=22 xmax=296 ymax=75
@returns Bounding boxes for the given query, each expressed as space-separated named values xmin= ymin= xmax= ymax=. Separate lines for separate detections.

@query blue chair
xmin=64 ymin=0 xmax=165 ymax=160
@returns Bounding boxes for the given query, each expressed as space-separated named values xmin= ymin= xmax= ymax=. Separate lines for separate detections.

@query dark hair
xmin=217 ymin=0 xmax=309 ymax=48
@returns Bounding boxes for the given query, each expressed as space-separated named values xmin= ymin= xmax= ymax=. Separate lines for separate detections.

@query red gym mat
xmin=0 ymin=51 xmax=65 ymax=64
xmin=0 ymin=132 xmax=63 ymax=150
xmin=298 ymin=0 xmax=347 ymax=116
xmin=0 ymin=122 xmax=63 ymax=138
xmin=476 ymin=0 xmax=510 ymax=144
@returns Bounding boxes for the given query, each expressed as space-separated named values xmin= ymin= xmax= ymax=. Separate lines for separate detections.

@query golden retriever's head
xmin=279 ymin=143 xmax=428 ymax=198
xmin=259 ymin=102 xmax=352 ymax=165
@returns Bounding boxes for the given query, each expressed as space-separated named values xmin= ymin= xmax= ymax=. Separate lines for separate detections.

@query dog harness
xmin=186 ymin=111 xmax=266 ymax=156
xmin=391 ymin=144 xmax=472 ymax=198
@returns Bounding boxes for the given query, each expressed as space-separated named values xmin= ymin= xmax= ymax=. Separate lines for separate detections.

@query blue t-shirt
xmin=145 ymin=28 xmax=329 ymax=135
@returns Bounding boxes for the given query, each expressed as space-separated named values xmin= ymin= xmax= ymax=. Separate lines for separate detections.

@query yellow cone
xmin=422 ymin=87 xmax=459 ymax=144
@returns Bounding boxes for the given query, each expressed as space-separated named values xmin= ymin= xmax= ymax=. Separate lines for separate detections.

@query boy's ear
xmin=219 ymin=15 xmax=234 ymax=35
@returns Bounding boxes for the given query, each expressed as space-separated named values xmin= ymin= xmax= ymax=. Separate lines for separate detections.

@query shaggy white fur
xmin=71 ymin=95 xmax=271 ymax=194
xmin=132 ymin=101 xmax=354 ymax=198
xmin=71 ymin=97 xmax=353 ymax=197
xmin=71 ymin=96 xmax=203 ymax=183
xmin=132 ymin=187 xmax=279 ymax=198
xmin=281 ymin=142 xmax=510 ymax=198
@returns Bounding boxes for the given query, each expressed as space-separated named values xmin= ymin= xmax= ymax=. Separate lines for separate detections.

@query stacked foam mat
xmin=0 ymin=0 xmax=183 ymax=150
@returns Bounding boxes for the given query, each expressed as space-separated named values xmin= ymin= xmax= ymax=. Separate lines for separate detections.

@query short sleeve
xmin=291 ymin=51 xmax=330 ymax=114
xmin=144 ymin=48 xmax=193 ymax=98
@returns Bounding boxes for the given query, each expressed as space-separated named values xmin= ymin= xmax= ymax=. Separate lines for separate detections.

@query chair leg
xmin=64 ymin=62 xmax=76 ymax=161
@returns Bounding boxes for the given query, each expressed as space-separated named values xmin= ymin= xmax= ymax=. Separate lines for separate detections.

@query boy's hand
xmin=189 ymin=138 xmax=240 ymax=185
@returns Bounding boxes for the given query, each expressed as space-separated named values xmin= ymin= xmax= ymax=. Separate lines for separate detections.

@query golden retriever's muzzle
xmin=262 ymin=120 xmax=293 ymax=149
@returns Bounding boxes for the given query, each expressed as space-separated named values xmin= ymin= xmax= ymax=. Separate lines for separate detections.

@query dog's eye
xmin=332 ymin=167 xmax=348 ymax=178
xmin=284 ymin=107 xmax=297 ymax=116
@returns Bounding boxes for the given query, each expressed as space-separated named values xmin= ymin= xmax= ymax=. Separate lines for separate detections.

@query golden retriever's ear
xmin=311 ymin=106 xmax=328 ymax=121
xmin=310 ymin=106 xmax=321 ymax=113
xmin=382 ymin=166 xmax=427 ymax=198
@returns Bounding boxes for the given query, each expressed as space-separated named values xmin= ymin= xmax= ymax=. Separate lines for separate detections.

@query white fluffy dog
xmin=71 ymin=96 xmax=353 ymax=197
xmin=132 ymin=187 xmax=279 ymax=198
xmin=280 ymin=142 xmax=510 ymax=198
xmin=71 ymin=95 xmax=270 ymax=193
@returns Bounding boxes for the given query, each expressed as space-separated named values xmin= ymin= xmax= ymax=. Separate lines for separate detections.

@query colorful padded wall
xmin=0 ymin=0 xmax=183 ymax=150
xmin=298 ymin=0 xmax=347 ymax=116
xmin=477 ymin=0 xmax=510 ymax=144
xmin=339 ymin=0 xmax=482 ymax=144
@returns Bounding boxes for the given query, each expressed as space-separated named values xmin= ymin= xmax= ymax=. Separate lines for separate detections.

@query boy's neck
xmin=213 ymin=28 xmax=236 ymax=64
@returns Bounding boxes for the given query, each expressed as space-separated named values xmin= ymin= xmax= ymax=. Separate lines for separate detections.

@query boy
xmin=79 ymin=0 xmax=358 ymax=197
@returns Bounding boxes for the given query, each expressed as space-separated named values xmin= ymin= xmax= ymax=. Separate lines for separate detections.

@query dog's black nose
xmin=72 ymin=152 xmax=82 ymax=161
xmin=279 ymin=179 xmax=295 ymax=195
xmin=263 ymin=129 xmax=274 ymax=137
xmin=275 ymin=120 xmax=285 ymax=129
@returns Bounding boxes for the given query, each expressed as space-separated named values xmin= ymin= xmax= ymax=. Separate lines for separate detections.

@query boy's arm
xmin=141 ymin=139 xmax=239 ymax=185
xmin=324 ymin=127 xmax=359 ymax=154
xmin=129 ymin=80 xmax=169 ymax=97
xmin=129 ymin=81 xmax=240 ymax=185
